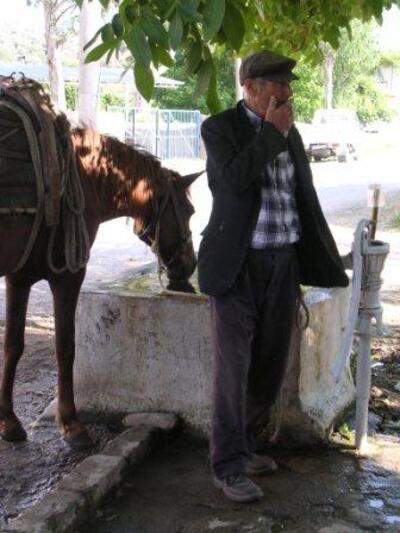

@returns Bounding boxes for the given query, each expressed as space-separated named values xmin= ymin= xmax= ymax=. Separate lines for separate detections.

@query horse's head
xmin=134 ymin=170 xmax=203 ymax=293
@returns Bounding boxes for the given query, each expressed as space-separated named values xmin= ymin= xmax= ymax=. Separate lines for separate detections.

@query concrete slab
xmin=73 ymin=285 xmax=355 ymax=443
xmin=6 ymin=424 xmax=163 ymax=533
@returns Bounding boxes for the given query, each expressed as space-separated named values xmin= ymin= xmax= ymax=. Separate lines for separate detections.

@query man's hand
xmin=264 ymin=96 xmax=294 ymax=133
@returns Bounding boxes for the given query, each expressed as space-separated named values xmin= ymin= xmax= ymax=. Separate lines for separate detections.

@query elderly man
xmin=198 ymin=51 xmax=348 ymax=503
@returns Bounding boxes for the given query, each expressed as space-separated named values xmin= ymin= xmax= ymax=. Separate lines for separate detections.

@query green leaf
xmin=123 ymin=2 xmax=139 ymax=25
xmin=203 ymin=0 xmax=225 ymax=41
xmin=326 ymin=27 xmax=340 ymax=50
xmin=186 ymin=40 xmax=202 ymax=74
xmin=178 ymin=3 xmax=203 ymax=23
xmin=169 ymin=10 xmax=183 ymax=50
xmin=222 ymin=2 xmax=244 ymax=52
xmin=73 ymin=0 xmax=83 ymax=8
xmin=84 ymin=40 xmax=116 ymax=63
xmin=134 ymin=63 xmax=154 ymax=102
xmin=98 ymin=0 xmax=110 ymax=8
xmin=83 ymin=27 xmax=102 ymax=51
xmin=105 ymin=38 xmax=121 ymax=64
xmin=149 ymin=40 xmax=160 ymax=69
xmin=101 ymin=23 xmax=115 ymax=43
xmin=124 ymin=26 xmax=152 ymax=68
xmin=155 ymin=45 xmax=174 ymax=67
xmin=140 ymin=12 xmax=169 ymax=48
xmin=194 ymin=59 xmax=213 ymax=98
xmin=112 ymin=14 xmax=124 ymax=38
xmin=206 ymin=66 xmax=221 ymax=114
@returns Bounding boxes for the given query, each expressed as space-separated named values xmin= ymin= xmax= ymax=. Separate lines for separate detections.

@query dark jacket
xmin=197 ymin=101 xmax=349 ymax=297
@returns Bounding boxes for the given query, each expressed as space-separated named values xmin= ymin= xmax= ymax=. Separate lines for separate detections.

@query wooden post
xmin=367 ymin=184 xmax=383 ymax=240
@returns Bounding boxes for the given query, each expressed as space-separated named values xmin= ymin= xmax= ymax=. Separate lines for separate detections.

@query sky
xmin=6 ymin=0 xmax=44 ymax=31
xmin=3 ymin=0 xmax=400 ymax=52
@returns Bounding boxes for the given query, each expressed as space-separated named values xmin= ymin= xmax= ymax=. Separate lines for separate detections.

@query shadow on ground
xmin=78 ymin=432 xmax=400 ymax=533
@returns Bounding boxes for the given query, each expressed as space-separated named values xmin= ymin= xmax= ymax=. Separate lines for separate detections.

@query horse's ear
xmin=175 ymin=170 xmax=204 ymax=190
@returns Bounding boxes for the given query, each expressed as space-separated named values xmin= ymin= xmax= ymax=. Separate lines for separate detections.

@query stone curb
xmin=4 ymin=413 xmax=178 ymax=533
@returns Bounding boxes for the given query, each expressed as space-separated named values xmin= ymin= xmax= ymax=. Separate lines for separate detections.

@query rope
xmin=296 ymin=293 xmax=310 ymax=330
xmin=47 ymin=137 xmax=90 ymax=273
xmin=151 ymin=191 xmax=169 ymax=290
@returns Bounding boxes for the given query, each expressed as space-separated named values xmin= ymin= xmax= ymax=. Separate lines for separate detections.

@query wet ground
xmin=0 ymin=323 xmax=121 ymax=528
xmin=79 ymin=433 xmax=400 ymax=533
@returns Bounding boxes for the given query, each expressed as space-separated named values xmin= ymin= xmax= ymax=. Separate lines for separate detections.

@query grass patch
xmin=107 ymin=269 xmax=200 ymax=295
xmin=393 ymin=212 xmax=400 ymax=228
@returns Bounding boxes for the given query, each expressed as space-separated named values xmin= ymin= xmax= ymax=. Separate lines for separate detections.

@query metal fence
xmin=125 ymin=108 xmax=202 ymax=159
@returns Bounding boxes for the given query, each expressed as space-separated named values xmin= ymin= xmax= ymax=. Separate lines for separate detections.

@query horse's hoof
xmin=64 ymin=430 xmax=94 ymax=450
xmin=0 ymin=422 xmax=27 ymax=442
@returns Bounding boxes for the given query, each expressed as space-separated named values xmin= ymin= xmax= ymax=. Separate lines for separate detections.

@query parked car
xmin=303 ymin=108 xmax=362 ymax=163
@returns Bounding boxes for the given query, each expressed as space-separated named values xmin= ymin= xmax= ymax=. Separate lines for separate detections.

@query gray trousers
xmin=210 ymin=246 xmax=299 ymax=479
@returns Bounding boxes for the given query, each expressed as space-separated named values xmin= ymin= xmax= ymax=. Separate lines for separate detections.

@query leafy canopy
xmin=72 ymin=0 xmax=400 ymax=113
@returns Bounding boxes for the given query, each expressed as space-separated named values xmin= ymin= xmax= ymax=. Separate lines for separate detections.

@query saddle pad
xmin=0 ymin=104 xmax=37 ymax=210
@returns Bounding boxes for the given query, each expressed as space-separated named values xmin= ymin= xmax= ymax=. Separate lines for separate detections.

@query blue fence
xmin=125 ymin=108 xmax=202 ymax=159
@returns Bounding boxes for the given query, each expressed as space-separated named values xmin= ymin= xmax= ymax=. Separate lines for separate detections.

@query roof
xmin=0 ymin=62 xmax=183 ymax=88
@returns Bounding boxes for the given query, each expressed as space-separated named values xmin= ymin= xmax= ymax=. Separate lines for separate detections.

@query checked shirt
xmin=242 ymin=103 xmax=301 ymax=248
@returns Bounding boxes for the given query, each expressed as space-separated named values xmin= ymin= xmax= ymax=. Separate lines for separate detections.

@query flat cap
xmin=239 ymin=50 xmax=299 ymax=85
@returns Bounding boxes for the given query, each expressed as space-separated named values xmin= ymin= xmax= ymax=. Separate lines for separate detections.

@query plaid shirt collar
xmin=242 ymin=101 xmax=263 ymax=131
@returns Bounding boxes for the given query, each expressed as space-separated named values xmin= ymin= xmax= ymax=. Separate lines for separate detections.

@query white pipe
xmin=333 ymin=219 xmax=371 ymax=381
xmin=355 ymin=314 xmax=372 ymax=451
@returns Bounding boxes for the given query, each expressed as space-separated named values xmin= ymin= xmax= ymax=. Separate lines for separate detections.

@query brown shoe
xmin=244 ymin=453 xmax=278 ymax=475
xmin=213 ymin=473 xmax=264 ymax=503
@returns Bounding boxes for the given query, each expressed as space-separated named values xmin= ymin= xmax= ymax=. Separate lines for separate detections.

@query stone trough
xmin=73 ymin=271 xmax=355 ymax=444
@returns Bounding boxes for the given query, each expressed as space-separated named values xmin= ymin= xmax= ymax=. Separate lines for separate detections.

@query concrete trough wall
xmin=74 ymin=286 xmax=355 ymax=443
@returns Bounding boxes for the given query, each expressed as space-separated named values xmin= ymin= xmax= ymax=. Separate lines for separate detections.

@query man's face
xmin=244 ymin=78 xmax=293 ymax=116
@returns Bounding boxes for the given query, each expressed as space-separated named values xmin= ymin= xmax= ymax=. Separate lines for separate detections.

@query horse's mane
xmin=72 ymin=128 xmax=165 ymax=187
xmin=71 ymin=128 xmax=191 ymax=222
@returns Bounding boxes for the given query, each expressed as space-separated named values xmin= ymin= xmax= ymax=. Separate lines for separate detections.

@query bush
xmin=99 ymin=89 xmax=125 ymax=110
xmin=292 ymin=61 xmax=324 ymax=122
xmin=335 ymin=76 xmax=392 ymax=124
xmin=65 ymin=83 xmax=77 ymax=110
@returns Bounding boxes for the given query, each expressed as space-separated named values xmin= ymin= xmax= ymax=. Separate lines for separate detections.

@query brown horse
xmin=0 ymin=126 xmax=201 ymax=449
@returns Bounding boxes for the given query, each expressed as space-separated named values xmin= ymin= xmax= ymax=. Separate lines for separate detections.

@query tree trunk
xmin=234 ymin=57 xmax=242 ymax=102
xmin=43 ymin=0 xmax=66 ymax=111
xmin=78 ymin=0 xmax=102 ymax=129
xmin=323 ymin=47 xmax=335 ymax=109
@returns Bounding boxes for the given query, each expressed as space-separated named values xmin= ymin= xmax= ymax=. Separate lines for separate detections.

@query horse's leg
xmin=0 ymin=277 xmax=31 ymax=441
xmin=49 ymin=270 xmax=93 ymax=449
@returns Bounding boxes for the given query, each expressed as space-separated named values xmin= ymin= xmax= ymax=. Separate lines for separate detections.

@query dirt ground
xmin=0 ymin=195 xmax=399 ymax=530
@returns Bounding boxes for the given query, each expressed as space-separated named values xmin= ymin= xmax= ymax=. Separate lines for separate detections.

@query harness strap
xmin=0 ymin=87 xmax=42 ymax=133
xmin=0 ymin=207 xmax=37 ymax=215
xmin=0 ymin=99 xmax=45 ymax=273
xmin=0 ymin=147 xmax=30 ymax=161
xmin=0 ymin=117 xmax=22 ymax=128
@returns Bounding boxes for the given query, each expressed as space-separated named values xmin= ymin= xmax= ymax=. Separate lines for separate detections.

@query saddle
xmin=0 ymin=75 xmax=64 ymax=226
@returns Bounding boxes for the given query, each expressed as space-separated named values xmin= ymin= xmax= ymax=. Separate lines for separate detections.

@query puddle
xmin=385 ymin=515 xmax=400 ymax=525
xmin=367 ymin=498 xmax=385 ymax=509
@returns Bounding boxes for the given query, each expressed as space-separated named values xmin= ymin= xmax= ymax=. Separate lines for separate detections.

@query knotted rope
xmin=47 ymin=136 xmax=90 ymax=273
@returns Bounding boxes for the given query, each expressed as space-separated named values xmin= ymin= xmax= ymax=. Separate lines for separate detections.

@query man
xmin=198 ymin=51 xmax=348 ymax=503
